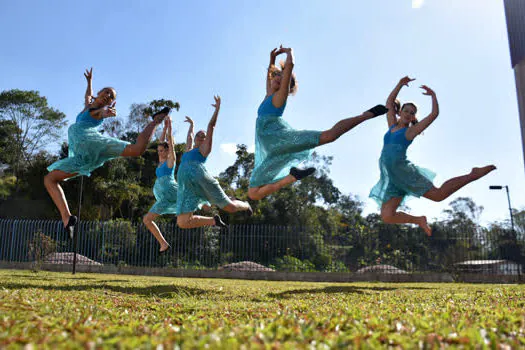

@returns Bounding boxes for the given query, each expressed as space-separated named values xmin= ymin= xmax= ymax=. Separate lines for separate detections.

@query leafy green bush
xmin=27 ymin=231 xmax=57 ymax=271
xmin=271 ymin=255 xmax=316 ymax=272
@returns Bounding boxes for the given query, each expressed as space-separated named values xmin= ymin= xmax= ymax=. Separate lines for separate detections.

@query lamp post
xmin=489 ymin=185 xmax=515 ymax=232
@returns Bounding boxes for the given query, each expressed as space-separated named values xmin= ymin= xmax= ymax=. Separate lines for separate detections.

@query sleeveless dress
xmin=249 ymin=95 xmax=322 ymax=188
xmin=175 ymin=148 xmax=231 ymax=215
xmin=47 ymin=109 xmax=129 ymax=178
xmin=149 ymin=161 xmax=179 ymax=215
xmin=369 ymin=125 xmax=436 ymax=206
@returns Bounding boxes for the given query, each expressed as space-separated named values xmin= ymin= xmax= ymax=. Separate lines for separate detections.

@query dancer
xmin=248 ymin=46 xmax=388 ymax=200
xmin=176 ymin=96 xmax=252 ymax=229
xmin=45 ymin=68 xmax=169 ymax=238
xmin=143 ymin=117 xmax=178 ymax=253
xmin=369 ymin=76 xmax=496 ymax=236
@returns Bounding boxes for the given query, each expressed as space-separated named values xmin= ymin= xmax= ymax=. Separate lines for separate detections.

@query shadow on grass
xmin=0 ymin=281 xmax=211 ymax=298
xmin=268 ymin=285 xmax=435 ymax=298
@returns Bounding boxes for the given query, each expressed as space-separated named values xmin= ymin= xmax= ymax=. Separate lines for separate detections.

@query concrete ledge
xmin=2 ymin=261 xmax=523 ymax=283
xmin=456 ymin=273 xmax=524 ymax=283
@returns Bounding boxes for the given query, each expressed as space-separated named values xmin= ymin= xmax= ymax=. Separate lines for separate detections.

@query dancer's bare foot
xmin=470 ymin=165 xmax=496 ymax=180
xmin=159 ymin=243 xmax=170 ymax=253
xmin=417 ymin=216 xmax=432 ymax=236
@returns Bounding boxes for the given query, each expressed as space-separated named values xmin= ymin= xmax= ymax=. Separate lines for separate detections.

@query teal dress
xmin=175 ymin=148 xmax=231 ymax=215
xmin=47 ymin=109 xmax=129 ymax=178
xmin=149 ymin=161 xmax=178 ymax=215
xmin=369 ymin=125 xmax=436 ymax=206
xmin=249 ymin=95 xmax=322 ymax=188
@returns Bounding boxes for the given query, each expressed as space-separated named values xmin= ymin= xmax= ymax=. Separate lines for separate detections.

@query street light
xmin=489 ymin=185 xmax=515 ymax=232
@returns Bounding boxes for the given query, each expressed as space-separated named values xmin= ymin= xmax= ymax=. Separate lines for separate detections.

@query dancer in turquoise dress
xmin=44 ymin=68 xmax=169 ymax=238
xmin=143 ymin=117 xmax=178 ymax=253
xmin=248 ymin=46 xmax=388 ymax=200
xmin=176 ymin=96 xmax=252 ymax=229
xmin=370 ymin=76 xmax=496 ymax=236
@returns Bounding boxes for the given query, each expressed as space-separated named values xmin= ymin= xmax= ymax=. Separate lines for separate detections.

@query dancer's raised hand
xmin=184 ymin=116 xmax=194 ymax=125
xmin=212 ymin=95 xmax=221 ymax=110
xmin=271 ymin=46 xmax=285 ymax=59
xmin=84 ymin=67 xmax=93 ymax=82
xmin=399 ymin=76 xmax=415 ymax=87
xmin=279 ymin=45 xmax=293 ymax=54
xmin=420 ymin=85 xmax=436 ymax=96
xmin=270 ymin=47 xmax=279 ymax=60
xmin=101 ymin=106 xmax=117 ymax=118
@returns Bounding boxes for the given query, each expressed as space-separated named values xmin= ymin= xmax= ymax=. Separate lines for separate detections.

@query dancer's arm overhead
xmin=166 ymin=117 xmax=176 ymax=167
xmin=199 ymin=95 xmax=221 ymax=158
xmin=266 ymin=47 xmax=283 ymax=96
xmin=271 ymin=46 xmax=294 ymax=109
xmin=184 ymin=116 xmax=195 ymax=152
xmin=84 ymin=67 xmax=94 ymax=107
xmin=406 ymin=85 xmax=439 ymax=140
xmin=160 ymin=118 xmax=168 ymax=142
xmin=386 ymin=76 xmax=415 ymax=128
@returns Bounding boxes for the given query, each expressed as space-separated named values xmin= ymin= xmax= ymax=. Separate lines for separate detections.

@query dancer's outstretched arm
xmin=84 ymin=67 xmax=94 ymax=107
xmin=166 ymin=117 xmax=176 ymax=167
xmin=266 ymin=47 xmax=283 ymax=96
xmin=184 ymin=116 xmax=195 ymax=152
xmin=386 ymin=76 xmax=415 ymax=128
xmin=406 ymin=85 xmax=439 ymax=140
xmin=272 ymin=47 xmax=294 ymax=108
xmin=199 ymin=95 xmax=221 ymax=157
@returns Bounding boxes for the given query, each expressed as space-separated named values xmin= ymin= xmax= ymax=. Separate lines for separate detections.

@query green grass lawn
xmin=0 ymin=269 xmax=524 ymax=349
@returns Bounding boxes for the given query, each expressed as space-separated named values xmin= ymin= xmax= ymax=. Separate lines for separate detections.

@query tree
xmin=143 ymin=99 xmax=181 ymax=117
xmin=442 ymin=197 xmax=484 ymax=235
xmin=125 ymin=103 xmax=149 ymax=134
xmin=0 ymin=89 xmax=66 ymax=181
xmin=0 ymin=120 xmax=20 ymax=168
xmin=100 ymin=117 xmax=125 ymax=138
xmin=513 ymin=209 xmax=525 ymax=239
xmin=218 ymin=144 xmax=254 ymax=196
xmin=443 ymin=197 xmax=483 ymax=224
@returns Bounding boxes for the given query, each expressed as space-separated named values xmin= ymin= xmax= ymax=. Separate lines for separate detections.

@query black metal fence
xmin=0 ymin=219 xmax=523 ymax=276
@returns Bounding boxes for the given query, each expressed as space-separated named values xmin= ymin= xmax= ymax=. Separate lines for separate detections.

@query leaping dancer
xmin=45 ymin=68 xmax=169 ymax=238
xmin=248 ymin=46 xmax=388 ymax=200
xmin=369 ymin=76 xmax=496 ymax=236
xmin=143 ymin=117 xmax=178 ymax=253
xmin=175 ymin=96 xmax=252 ymax=229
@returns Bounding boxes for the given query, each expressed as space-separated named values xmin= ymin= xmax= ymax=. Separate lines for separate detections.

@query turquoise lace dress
xmin=369 ymin=125 xmax=436 ymax=206
xmin=47 ymin=109 xmax=129 ymax=178
xmin=149 ymin=161 xmax=178 ymax=215
xmin=175 ymin=148 xmax=231 ymax=215
xmin=249 ymin=95 xmax=321 ymax=188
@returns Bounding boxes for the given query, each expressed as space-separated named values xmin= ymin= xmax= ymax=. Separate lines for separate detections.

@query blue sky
xmin=0 ymin=0 xmax=523 ymax=225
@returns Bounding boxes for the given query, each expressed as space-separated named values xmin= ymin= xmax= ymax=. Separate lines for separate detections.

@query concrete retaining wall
xmin=2 ymin=261 xmax=523 ymax=283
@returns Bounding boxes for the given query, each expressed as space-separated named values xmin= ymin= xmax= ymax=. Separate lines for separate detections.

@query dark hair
xmin=401 ymin=102 xmax=417 ymax=113
xmin=269 ymin=63 xmax=298 ymax=95
xmin=158 ymin=142 xmax=169 ymax=150
xmin=401 ymin=102 xmax=418 ymax=125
